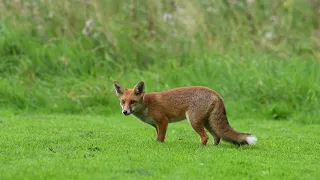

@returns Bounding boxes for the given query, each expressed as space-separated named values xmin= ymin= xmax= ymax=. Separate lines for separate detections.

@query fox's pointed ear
xmin=113 ymin=81 xmax=124 ymax=96
xmin=134 ymin=81 xmax=145 ymax=96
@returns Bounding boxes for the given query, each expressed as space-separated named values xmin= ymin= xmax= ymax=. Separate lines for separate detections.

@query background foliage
xmin=0 ymin=0 xmax=319 ymax=123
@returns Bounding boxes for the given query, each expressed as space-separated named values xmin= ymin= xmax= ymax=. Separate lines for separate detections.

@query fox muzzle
xmin=122 ymin=109 xmax=133 ymax=116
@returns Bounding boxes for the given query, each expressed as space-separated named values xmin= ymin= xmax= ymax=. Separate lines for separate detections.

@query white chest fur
xmin=132 ymin=108 xmax=155 ymax=125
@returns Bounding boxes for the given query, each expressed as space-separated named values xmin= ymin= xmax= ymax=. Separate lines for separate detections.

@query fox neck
xmin=132 ymin=97 xmax=146 ymax=115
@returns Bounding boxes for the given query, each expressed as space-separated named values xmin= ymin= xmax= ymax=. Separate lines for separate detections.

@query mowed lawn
xmin=0 ymin=114 xmax=319 ymax=180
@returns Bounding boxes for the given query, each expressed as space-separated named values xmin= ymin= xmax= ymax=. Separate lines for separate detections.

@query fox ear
xmin=134 ymin=81 xmax=145 ymax=96
xmin=113 ymin=81 xmax=124 ymax=96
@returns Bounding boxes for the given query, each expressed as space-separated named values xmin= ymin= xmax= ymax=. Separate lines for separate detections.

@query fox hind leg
xmin=204 ymin=123 xmax=221 ymax=145
xmin=214 ymin=136 xmax=221 ymax=145
xmin=186 ymin=112 xmax=208 ymax=145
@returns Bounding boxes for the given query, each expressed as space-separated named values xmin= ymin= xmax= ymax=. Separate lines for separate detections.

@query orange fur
xmin=113 ymin=81 xmax=257 ymax=146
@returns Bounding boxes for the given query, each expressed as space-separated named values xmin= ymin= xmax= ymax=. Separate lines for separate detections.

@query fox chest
xmin=132 ymin=110 xmax=155 ymax=125
xmin=132 ymin=110 xmax=185 ymax=125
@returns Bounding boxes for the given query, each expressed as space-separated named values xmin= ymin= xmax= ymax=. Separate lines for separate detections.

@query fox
xmin=113 ymin=81 xmax=257 ymax=146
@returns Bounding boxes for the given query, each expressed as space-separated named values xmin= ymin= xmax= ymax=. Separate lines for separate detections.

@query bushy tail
xmin=220 ymin=125 xmax=257 ymax=145
xmin=208 ymin=114 xmax=257 ymax=145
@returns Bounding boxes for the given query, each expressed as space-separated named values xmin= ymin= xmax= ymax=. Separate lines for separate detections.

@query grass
xmin=1 ymin=31 xmax=319 ymax=121
xmin=1 ymin=114 xmax=319 ymax=180
xmin=1 ymin=1 xmax=320 ymax=179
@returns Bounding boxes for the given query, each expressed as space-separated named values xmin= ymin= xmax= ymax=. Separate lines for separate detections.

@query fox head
xmin=113 ymin=81 xmax=145 ymax=116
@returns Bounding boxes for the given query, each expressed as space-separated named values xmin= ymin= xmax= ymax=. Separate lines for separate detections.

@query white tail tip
xmin=246 ymin=135 xmax=257 ymax=145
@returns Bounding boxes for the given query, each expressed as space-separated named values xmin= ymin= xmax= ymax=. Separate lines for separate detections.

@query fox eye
xmin=130 ymin=100 xmax=136 ymax=104
xmin=121 ymin=100 xmax=125 ymax=104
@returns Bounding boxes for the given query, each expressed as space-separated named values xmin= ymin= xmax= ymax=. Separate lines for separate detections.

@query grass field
xmin=1 ymin=114 xmax=319 ymax=180
xmin=1 ymin=0 xmax=320 ymax=179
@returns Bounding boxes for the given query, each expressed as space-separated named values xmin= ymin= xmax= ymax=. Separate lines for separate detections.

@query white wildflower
xmin=162 ymin=12 xmax=173 ymax=22
xmin=206 ymin=7 xmax=217 ymax=13
xmin=264 ymin=32 xmax=274 ymax=40
xmin=269 ymin=16 xmax=278 ymax=24
xmin=232 ymin=0 xmax=238 ymax=6
xmin=246 ymin=0 xmax=255 ymax=4
xmin=82 ymin=18 xmax=95 ymax=36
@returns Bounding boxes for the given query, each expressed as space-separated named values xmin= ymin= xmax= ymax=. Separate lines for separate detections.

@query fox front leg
xmin=156 ymin=117 xmax=169 ymax=142
xmin=149 ymin=124 xmax=158 ymax=140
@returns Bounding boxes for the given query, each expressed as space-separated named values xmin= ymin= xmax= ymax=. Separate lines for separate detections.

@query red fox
xmin=113 ymin=81 xmax=257 ymax=146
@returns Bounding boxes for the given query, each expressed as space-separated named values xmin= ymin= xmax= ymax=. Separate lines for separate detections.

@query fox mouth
xmin=122 ymin=110 xmax=134 ymax=116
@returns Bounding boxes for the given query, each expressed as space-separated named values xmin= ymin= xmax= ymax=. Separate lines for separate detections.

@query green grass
xmin=1 ymin=114 xmax=319 ymax=180
xmin=1 ymin=1 xmax=320 ymax=179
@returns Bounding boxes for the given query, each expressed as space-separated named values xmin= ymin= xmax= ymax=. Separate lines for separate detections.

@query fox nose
xmin=122 ymin=110 xmax=129 ymax=115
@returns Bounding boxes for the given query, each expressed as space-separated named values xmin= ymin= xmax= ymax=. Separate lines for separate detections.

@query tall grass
xmin=2 ymin=0 xmax=320 ymax=59
xmin=0 ymin=0 xmax=319 ymax=123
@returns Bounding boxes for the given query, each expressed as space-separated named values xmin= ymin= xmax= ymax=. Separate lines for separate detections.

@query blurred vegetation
xmin=0 ymin=0 xmax=319 ymax=123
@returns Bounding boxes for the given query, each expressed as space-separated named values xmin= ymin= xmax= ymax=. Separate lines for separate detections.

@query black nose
xmin=122 ymin=110 xmax=128 ymax=115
